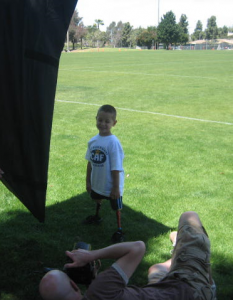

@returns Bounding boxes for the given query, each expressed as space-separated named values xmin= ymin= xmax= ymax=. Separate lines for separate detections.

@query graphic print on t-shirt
xmin=90 ymin=146 xmax=107 ymax=166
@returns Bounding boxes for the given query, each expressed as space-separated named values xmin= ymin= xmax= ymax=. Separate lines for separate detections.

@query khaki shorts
xmin=165 ymin=222 xmax=214 ymax=299
xmin=148 ymin=270 xmax=169 ymax=284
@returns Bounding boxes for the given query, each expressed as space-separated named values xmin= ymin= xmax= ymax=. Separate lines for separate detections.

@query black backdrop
xmin=0 ymin=0 xmax=78 ymax=222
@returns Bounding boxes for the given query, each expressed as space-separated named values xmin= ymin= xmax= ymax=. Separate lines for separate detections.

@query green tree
xmin=192 ymin=20 xmax=205 ymax=41
xmin=85 ymin=25 xmax=107 ymax=48
xmin=98 ymin=31 xmax=108 ymax=47
xmin=95 ymin=19 xmax=104 ymax=29
xmin=178 ymin=14 xmax=189 ymax=44
xmin=106 ymin=22 xmax=117 ymax=47
xmin=115 ymin=21 xmax=124 ymax=47
xmin=157 ymin=11 xmax=180 ymax=49
xmin=106 ymin=21 xmax=124 ymax=47
xmin=87 ymin=24 xmax=98 ymax=33
xmin=195 ymin=20 xmax=203 ymax=32
xmin=85 ymin=25 xmax=98 ymax=47
xmin=127 ymin=28 xmax=141 ymax=48
xmin=148 ymin=26 xmax=157 ymax=48
xmin=136 ymin=26 xmax=157 ymax=49
xmin=205 ymin=16 xmax=218 ymax=40
xmin=68 ymin=10 xmax=83 ymax=50
xmin=218 ymin=26 xmax=228 ymax=38
xmin=122 ymin=22 xmax=133 ymax=47
xmin=75 ymin=23 xmax=87 ymax=49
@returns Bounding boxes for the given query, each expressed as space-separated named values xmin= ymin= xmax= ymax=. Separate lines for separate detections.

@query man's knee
xmin=148 ymin=263 xmax=169 ymax=284
xmin=179 ymin=211 xmax=202 ymax=227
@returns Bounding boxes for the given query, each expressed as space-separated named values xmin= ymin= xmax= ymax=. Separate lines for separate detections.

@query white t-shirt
xmin=85 ymin=134 xmax=124 ymax=197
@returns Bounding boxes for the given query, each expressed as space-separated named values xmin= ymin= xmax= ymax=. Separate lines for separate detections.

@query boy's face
xmin=96 ymin=111 xmax=117 ymax=136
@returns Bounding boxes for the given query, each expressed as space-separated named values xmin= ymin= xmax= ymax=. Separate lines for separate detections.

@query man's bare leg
xmin=147 ymin=231 xmax=177 ymax=284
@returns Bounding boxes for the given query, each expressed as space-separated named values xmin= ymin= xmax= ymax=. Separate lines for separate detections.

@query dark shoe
xmin=111 ymin=230 xmax=125 ymax=243
xmin=82 ymin=215 xmax=103 ymax=225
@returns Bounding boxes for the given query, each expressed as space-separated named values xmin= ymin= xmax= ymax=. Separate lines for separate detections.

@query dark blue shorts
xmin=90 ymin=190 xmax=123 ymax=211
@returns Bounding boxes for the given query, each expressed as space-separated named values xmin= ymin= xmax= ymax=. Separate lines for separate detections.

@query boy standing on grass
xmin=83 ymin=104 xmax=125 ymax=243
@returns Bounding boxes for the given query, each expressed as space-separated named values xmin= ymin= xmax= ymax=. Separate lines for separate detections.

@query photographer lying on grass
xmin=39 ymin=211 xmax=216 ymax=300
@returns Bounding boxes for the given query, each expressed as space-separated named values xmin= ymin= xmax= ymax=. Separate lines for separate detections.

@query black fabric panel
xmin=25 ymin=49 xmax=59 ymax=68
xmin=0 ymin=0 xmax=78 ymax=222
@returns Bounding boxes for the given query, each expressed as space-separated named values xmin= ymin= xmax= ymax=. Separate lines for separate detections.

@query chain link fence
xmin=173 ymin=40 xmax=233 ymax=50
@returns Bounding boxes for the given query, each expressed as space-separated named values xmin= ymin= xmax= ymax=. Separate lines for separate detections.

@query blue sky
xmin=77 ymin=0 xmax=233 ymax=33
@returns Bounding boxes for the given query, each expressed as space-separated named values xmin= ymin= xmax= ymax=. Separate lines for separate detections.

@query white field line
xmin=56 ymin=100 xmax=233 ymax=126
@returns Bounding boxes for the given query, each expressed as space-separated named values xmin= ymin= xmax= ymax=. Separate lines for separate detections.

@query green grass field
xmin=0 ymin=49 xmax=232 ymax=299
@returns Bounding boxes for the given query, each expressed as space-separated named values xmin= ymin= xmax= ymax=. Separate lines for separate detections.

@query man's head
xmin=96 ymin=105 xmax=117 ymax=136
xmin=39 ymin=270 xmax=82 ymax=300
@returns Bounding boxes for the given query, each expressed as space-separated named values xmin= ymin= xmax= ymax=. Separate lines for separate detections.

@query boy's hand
xmin=110 ymin=186 xmax=120 ymax=199
xmin=86 ymin=162 xmax=92 ymax=193
xmin=86 ymin=182 xmax=91 ymax=194
xmin=111 ymin=170 xmax=120 ymax=199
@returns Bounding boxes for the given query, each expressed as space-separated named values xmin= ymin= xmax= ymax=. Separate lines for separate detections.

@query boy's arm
xmin=110 ymin=170 xmax=120 ymax=199
xmin=86 ymin=161 xmax=92 ymax=193
xmin=65 ymin=241 xmax=146 ymax=280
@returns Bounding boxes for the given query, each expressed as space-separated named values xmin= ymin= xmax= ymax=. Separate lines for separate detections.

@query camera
xmin=43 ymin=241 xmax=100 ymax=286
xmin=64 ymin=241 xmax=99 ymax=285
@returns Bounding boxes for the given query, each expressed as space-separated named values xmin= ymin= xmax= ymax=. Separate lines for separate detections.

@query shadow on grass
xmin=211 ymin=252 xmax=233 ymax=300
xmin=0 ymin=192 xmax=232 ymax=300
xmin=0 ymin=192 xmax=171 ymax=300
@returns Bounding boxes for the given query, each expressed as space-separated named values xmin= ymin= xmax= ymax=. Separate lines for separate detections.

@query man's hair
xmin=97 ymin=105 xmax=117 ymax=119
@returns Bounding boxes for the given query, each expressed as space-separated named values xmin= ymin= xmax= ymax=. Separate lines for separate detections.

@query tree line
xmin=68 ymin=10 xmax=232 ymax=50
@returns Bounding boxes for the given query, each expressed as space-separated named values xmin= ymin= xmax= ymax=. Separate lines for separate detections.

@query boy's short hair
xmin=98 ymin=105 xmax=117 ymax=119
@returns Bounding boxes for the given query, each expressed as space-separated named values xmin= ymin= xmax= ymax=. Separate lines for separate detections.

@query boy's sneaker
xmin=82 ymin=215 xmax=103 ymax=225
xmin=111 ymin=230 xmax=125 ymax=243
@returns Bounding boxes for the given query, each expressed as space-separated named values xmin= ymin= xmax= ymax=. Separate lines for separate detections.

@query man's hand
xmin=64 ymin=249 xmax=93 ymax=269
xmin=65 ymin=241 xmax=145 ymax=280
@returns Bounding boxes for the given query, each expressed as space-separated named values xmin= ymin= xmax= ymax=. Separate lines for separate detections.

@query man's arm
xmin=64 ymin=241 xmax=145 ymax=279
